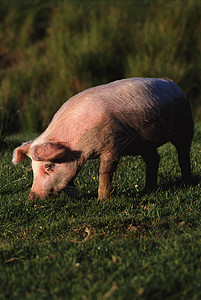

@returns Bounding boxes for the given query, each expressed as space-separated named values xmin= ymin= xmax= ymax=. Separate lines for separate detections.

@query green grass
xmin=0 ymin=124 xmax=200 ymax=299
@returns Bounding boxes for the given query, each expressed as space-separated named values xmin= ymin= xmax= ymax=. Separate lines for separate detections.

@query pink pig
xmin=12 ymin=78 xmax=194 ymax=201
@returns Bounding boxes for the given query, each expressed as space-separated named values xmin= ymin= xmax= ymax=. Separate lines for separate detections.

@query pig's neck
xmin=36 ymin=115 xmax=101 ymax=151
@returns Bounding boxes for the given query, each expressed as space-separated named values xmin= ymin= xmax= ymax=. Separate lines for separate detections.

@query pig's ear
xmin=31 ymin=142 xmax=69 ymax=162
xmin=12 ymin=141 xmax=33 ymax=164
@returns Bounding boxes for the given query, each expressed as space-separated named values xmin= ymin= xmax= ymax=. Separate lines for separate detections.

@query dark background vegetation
xmin=0 ymin=0 xmax=201 ymax=141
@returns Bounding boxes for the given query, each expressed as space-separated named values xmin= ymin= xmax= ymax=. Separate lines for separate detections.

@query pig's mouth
xmin=49 ymin=188 xmax=59 ymax=197
xmin=28 ymin=183 xmax=77 ymax=201
xmin=28 ymin=188 xmax=59 ymax=201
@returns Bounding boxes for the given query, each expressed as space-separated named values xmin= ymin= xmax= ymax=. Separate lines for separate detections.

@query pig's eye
xmin=44 ymin=163 xmax=55 ymax=174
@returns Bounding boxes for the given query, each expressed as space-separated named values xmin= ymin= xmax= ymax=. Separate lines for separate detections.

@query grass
xmin=0 ymin=124 xmax=200 ymax=299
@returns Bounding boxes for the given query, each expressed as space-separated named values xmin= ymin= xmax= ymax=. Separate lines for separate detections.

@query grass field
xmin=0 ymin=124 xmax=200 ymax=299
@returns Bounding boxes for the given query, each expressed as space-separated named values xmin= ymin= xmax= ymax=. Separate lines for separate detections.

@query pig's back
xmin=40 ymin=78 xmax=191 ymax=148
xmin=55 ymin=78 xmax=186 ymax=119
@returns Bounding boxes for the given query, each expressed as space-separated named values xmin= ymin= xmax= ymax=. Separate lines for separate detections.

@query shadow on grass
xmin=158 ymin=175 xmax=201 ymax=191
xmin=71 ymin=174 xmax=201 ymax=203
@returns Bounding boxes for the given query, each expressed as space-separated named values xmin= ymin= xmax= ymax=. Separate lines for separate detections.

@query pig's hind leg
xmin=171 ymin=125 xmax=194 ymax=185
xmin=98 ymin=154 xmax=118 ymax=201
xmin=171 ymin=114 xmax=194 ymax=184
xmin=172 ymin=142 xmax=193 ymax=185
xmin=142 ymin=149 xmax=160 ymax=191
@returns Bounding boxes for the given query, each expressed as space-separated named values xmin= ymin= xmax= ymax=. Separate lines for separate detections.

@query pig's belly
xmin=113 ymin=121 xmax=172 ymax=156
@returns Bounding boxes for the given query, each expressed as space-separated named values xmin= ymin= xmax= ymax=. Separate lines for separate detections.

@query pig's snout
xmin=28 ymin=191 xmax=39 ymax=202
xmin=28 ymin=188 xmax=59 ymax=201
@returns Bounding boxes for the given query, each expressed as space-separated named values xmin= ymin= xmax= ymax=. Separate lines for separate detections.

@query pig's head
xmin=12 ymin=141 xmax=81 ymax=200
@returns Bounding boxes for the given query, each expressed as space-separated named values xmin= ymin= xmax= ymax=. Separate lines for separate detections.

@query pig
xmin=12 ymin=78 xmax=194 ymax=201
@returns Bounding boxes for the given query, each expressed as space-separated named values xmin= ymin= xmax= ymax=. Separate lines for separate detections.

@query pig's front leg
xmin=98 ymin=155 xmax=118 ymax=201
